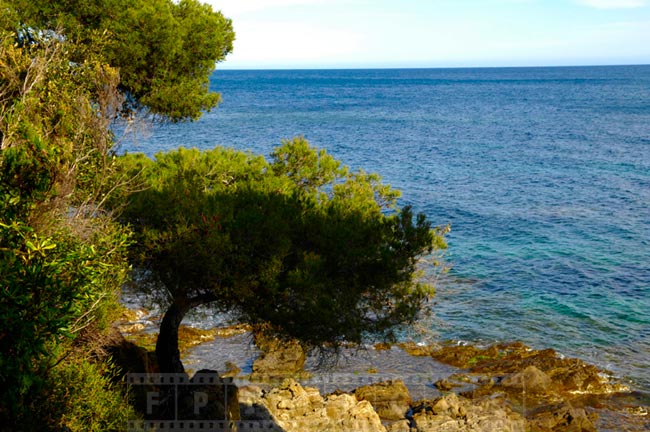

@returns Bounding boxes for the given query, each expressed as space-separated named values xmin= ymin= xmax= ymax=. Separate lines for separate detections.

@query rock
xmin=450 ymin=374 xmax=473 ymax=384
xmin=527 ymin=402 xmax=597 ymax=432
xmin=258 ymin=378 xmax=386 ymax=432
xmin=431 ymin=393 xmax=464 ymax=417
xmin=263 ymin=378 xmax=323 ymax=418
xmin=325 ymin=393 xmax=386 ymax=432
xmin=431 ymin=342 xmax=530 ymax=369
xmin=238 ymin=385 xmax=264 ymax=406
xmin=399 ymin=341 xmax=438 ymax=357
xmin=430 ymin=344 xmax=490 ymax=368
xmin=429 ymin=342 xmax=649 ymax=431
xmin=547 ymin=362 xmax=614 ymax=395
xmin=435 ymin=379 xmax=457 ymax=392
xmin=432 ymin=342 xmax=623 ymax=398
xmin=114 ymin=307 xmax=151 ymax=334
xmin=117 ymin=307 xmax=149 ymax=323
xmin=114 ymin=307 xmax=152 ymax=334
xmin=214 ymin=324 xmax=252 ymax=338
xmin=464 ymin=398 xmax=526 ymax=432
xmin=239 ymin=385 xmax=274 ymax=421
xmin=374 ymin=342 xmax=393 ymax=351
xmin=355 ymin=379 xmax=411 ymax=420
xmin=410 ymin=393 xmax=526 ymax=432
xmin=387 ymin=419 xmax=412 ymax=432
xmin=625 ymin=406 xmax=649 ymax=416
xmin=117 ymin=322 xmax=146 ymax=334
xmin=220 ymin=361 xmax=241 ymax=378
xmin=251 ymin=336 xmax=306 ymax=379
xmin=177 ymin=326 xmax=219 ymax=350
xmin=501 ymin=365 xmax=553 ymax=394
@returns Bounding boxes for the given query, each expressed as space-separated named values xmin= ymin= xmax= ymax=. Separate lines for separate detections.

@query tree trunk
xmin=156 ymin=293 xmax=218 ymax=374
xmin=156 ymin=300 xmax=190 ymax=374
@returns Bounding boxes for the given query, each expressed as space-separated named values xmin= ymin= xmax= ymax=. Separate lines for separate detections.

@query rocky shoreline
xmin=114 ymin=308 xmax=649 ymax=431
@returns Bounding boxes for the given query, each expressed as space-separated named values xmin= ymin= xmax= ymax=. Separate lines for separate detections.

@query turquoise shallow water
xmin=121 ymin=66 xmax=650 ymax=391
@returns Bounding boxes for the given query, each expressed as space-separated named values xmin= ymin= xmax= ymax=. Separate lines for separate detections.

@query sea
xmin=120 ymin=66 xmax=650 ymax=393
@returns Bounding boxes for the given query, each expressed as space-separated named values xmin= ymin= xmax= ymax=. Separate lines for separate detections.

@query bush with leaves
xmin=0 ymin=0 xmax=233 ymax=426
xmin=4 ymin=352 xmax=135 ymax=432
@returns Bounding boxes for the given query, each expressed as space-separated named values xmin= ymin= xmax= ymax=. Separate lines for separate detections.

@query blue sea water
xmin=122 ymin=66 xmax=650 ymax=392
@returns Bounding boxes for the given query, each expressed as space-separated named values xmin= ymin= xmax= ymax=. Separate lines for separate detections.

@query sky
xmin=204 ymin=0 xmax=650 ymax=69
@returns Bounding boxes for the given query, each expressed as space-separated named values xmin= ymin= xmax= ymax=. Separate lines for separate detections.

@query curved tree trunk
xmin=156 ymin=301 xmax=190 ymax=374
xmin=156 ymin=294 xmax=217 ymax=374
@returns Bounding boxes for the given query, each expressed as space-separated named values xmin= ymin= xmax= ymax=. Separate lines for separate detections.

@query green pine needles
xmin=115 ymin=138 xmax=447 ymax=373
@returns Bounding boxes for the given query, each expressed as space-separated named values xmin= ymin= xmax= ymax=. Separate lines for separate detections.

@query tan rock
xmin=410 ymin=393 xmax=525 ymax=432
xmin=399 ymin=341 xmax=437 ymax=357
xmin=238 ymin=385 xmax=273 ymax=421
xmin=263 ymin=378 xmax=323 ymax=419
xmin=387 ymin=419 xmax=412 ymax=432
xmin=332 ymin=395 xmax=386 ymax=432
xmin=355 ymin=379 xmax=411 ymax=420
xmin=527 ymin=402 xmax=597 ymax=432
xmin=258 ymin=378 xmax=386 ymax=432
xmin=435 ymin=378 xmax=457 ymax=391
xmin=214 ymin=323 xmax=252 ymax=338
xmin=251 ymin=337 xmax=306 ymax=379
xmin=431 ymin=392 xmax=463 ymax=417
xmin=117 ymin=307 xmax=149 ymax=323
xmin=220 ymin=361 xmax=241 ymax=378
xmin=374 ymin=342 xmax=393 ymax=351
xmin=117 ymin=322 xmax=146 ymax=334
xmin=501 ymin=365 xmax=553 ymax=394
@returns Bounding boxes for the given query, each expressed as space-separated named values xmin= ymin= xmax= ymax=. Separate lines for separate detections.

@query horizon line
xmin=216 ymin=61 xmax=650 ymax=71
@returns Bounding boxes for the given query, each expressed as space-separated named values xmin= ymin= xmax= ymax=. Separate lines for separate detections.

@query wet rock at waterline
xmin=251 ymin=334 xmax=307 ymax=380
xmin=113 ymin=305 xmax=648 ymax=430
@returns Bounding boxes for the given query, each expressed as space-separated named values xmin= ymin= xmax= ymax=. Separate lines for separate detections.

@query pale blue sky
xmin=205 ymin=0 xmax=650 ymax=68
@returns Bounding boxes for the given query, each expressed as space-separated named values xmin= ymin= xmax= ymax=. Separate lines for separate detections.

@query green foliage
xmin=271 ymin=137 xmax=347 ymax=192
xmin=117 ymin=138 xmax=447 ymax=349
xmin=10 ymin=357 xmax=136 ymax=432
xmin=43 ymin=359 xmax=134 ymax=432
xmin=0 ymin=217 xmax=131 ymax=417
xmin=0 ymin=124 xmax=56 ymax=219
xmin=0 ymin=25 xmax=130 ymax=428
xmin=0 ymin=0 xmax=234 ymax=427
xmin=4 ymin=0 xmax=235 ymax=121
xmin=0 ymin=31 xmax=122 ymax=215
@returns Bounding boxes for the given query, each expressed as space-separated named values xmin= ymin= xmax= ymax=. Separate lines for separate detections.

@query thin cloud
xmin=224 ymin=20 xmax=364 ymax=67
xmin=576 ymin=0 xmax=646 ymax=9
xmin=206 ymin=0 xmax=327 ymax=15
xmin=208 ymin=0 xmax=650 ymax=68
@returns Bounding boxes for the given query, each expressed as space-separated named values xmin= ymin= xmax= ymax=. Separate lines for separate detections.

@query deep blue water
xmin=121 ymin=66 xmax=650 ymax=391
